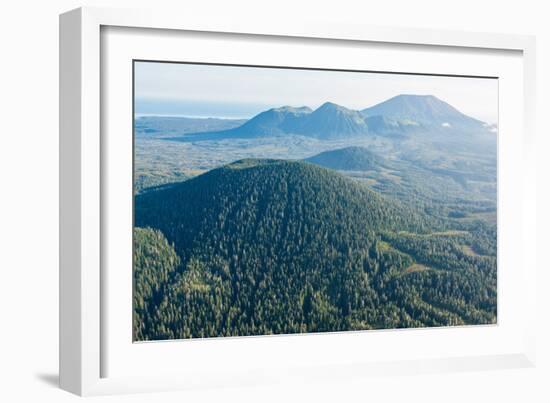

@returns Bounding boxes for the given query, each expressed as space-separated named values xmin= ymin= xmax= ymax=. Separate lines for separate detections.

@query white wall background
xmin=0 ymin=1 xmax=547 ymax=402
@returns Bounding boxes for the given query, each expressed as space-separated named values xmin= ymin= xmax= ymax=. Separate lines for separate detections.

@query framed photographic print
xmin=60 ymin=7 xmax=537 ymax=396
xmin=132 ymin=61 xmax=500 ymax=341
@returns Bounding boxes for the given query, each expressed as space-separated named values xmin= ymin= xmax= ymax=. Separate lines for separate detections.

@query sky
xmin=134 ymin=61 xmax=498 ymax=124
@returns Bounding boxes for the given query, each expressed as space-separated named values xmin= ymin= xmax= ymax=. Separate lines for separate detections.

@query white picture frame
xmin=59 ymin=6 xmax=537 ymax=396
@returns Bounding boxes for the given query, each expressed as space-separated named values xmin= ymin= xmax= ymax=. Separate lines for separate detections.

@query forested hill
xmin=135 ymin=159 xmax=432 ymax=245
xmin=133 ymin=159 xmax=496 ymax=340
xmin=305 ymin=146 xmax=386 ymax=171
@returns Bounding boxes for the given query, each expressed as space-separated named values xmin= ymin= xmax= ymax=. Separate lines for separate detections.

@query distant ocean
xmin=134 ymin=113 xmax=247 ymax=120
xmin=134 ymin=98 xmax=273 ymax=120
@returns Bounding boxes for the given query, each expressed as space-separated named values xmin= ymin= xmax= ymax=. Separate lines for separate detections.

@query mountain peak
xmin=369 ymin=94 xmax=451 ymax=110
xmin=362 ymin=94 xmax=484 ymax=129
xmin=271 ymin=105 xmax=312 ymax=114
xmin=394 ymin=94 xmax=438 ymax=100
xmin=300 ymin=102 xmax=368 ymax=138
xmin=316 ymin=101 xmax=351 ymax=113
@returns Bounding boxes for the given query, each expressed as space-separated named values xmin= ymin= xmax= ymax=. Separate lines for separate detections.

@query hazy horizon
xmin=135 ymin=61 xmax=499 ymax=124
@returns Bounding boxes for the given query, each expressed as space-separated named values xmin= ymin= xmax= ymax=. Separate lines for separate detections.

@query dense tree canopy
xmin=133 ymin=159 xmax=496 ymax=341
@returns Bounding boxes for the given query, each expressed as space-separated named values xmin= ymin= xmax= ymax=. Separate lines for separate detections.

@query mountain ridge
xmin=173 ymin=94 xmax=493 ymax=142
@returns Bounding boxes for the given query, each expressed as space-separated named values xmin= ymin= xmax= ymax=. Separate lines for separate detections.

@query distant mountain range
xmin=173 ymin=94 xmax=495 ymax=141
